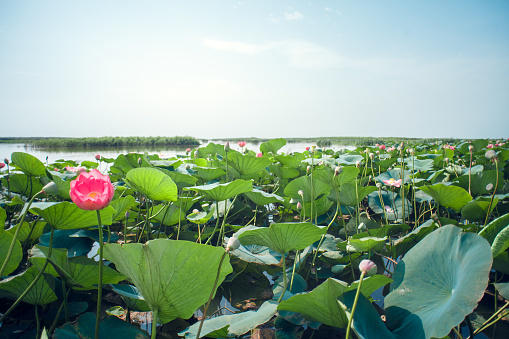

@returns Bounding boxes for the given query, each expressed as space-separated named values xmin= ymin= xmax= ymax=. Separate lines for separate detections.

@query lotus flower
xmin=95 ymin=154 xmax=101 ymax=160
xmin=256 ymin=152 xmax=263 ymax=157
xmin=70 ymin=169 xmax=114 ymax=211
xmin=226 ymin=236 xmax=240 ymax=251
xmin=238 ymin=141 xmax=246 ymax=147
xmin=186 ymin=148 xmax=191 ymax=153
xmin=487 ymin=144 xmax=494 ymax=148
xmin=382 ymin=178 xmax=402 ymax=187
xmin=0 ymin=163 xmax=4 ymax=169
xmin=305 ymin=147 xmax=310 ymax=151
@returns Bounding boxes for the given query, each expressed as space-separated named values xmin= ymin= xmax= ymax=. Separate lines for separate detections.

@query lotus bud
xmin=358 ymin=222 xmax=367 ymax=231
xmin=297 ymin=202 xmax=302 ymax=209
xmin=450 ymin=146 xmax=455 ymax=150
xmin=486 ymin=183 xmax=494 ymax=191
xmin=334 ymin=165 xmax=342 ymax=176
xmin=365 ymin=148 xmax=369 ymax=154
xmin=356 ymin=160 xmax=361 ymax=168
xmin=42 ymin=182 xmax=59 ymax=195
xmin=125 ymin=211 xmax=130 ymax=219
xmin=487 ymin=144 xmax=494 ymax=149
xmin=238 ymin=141 xmax=246 ymax=148
xmin=305 ymin=146 xmax=310 ymax=151
xmin=409 ymin=149 xmax=415 ymax=155
xmin=485 ymin=150 xmax=496 ymax=160
xmin=376 ymin=150 xmax=380 ymax=154
xmin=397 ymin=145 xmax=402 ymax=151
xmin=469 ymin=145 xmax=474 ymax=152
xmin=369 ymin=153 xmax=374 ymax=160
xmin=306 ymin=166 xmax=311 ymax=172
xmin=224 ymin=142 xmax=230 ymax=152
xmin=186 ymin=148 xmax=191 ymax=154
xmin=0 ymin=163 xmax=4 ymax=169
xmin=4 ymin=158 xmax=9 ymax=165
xmin=256 ymin=152 xmax=263 ymax=157
xmin=359 ymin=259 xmax=377 ymax=275
xmin=76 ymin=167 xmax=87 ymax=175
xmin=297 ymin=190 xmax=304 ymax=197
xmin=376 ymin=182 xmax=382 ymax=189
xmin=226 ymin=236 xmax=240 ymax=251
xmin=192 ymin=209 xmax=199 ymax=214
xmin=379 ymin=145 xmax=386 ymax=151
xmin=95 ymin=154 xmax=101 ymax=161
xmin=445 ymin=158 xmax=449 ymax=163
xmin=375 ymin=143 xmax=379 ymax=146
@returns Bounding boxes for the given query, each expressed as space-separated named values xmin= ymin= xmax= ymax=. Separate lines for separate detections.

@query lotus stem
xmin=205 ymin=201 xmax=221 ymax=246
xmin=95 ymin=210 xmax=104 ymax=339
xmin=484 ymin=159 xmax=499 ymax=227
xmin=345 ymin=271 xmax=366 ymax=339
xmin=290 ymin=250 xmax=299 ymax=291
xmin=151 ymin=308 xmax=158 ymax=339
xmin=277 ymin=253 xmax=288 ymax=303
xmin=196 ymin=251 xmax=227 ymax=338
xmin=0 ymin=190 xmax=43 ymax=278
xmin=35 ymin=305 xmax=41 ymax=339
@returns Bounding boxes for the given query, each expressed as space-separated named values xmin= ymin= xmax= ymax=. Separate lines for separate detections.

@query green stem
xmin=0 ymin=190 xmax=42 ymax=278
xmin=151 ymin=309 xmax=158 ymax=339
xmin=35 ymin=305 xmax=41 ymax=339
xmin=345 ymin=271 xmax=366 ymax=339
xmin=196 ymin=251 xmax=227 ymax=339
xmin=205 ymin=201 xmax=221 ymax=246
xmin=484 ymin=159 xmax=499 ymax=227
xmin=94 ymin=210 xmax=104 ymax=339
xmin=277 ymin=253 xmax=287 ymax=303
xmin=290 ymin=250 xmax=299 ymax=291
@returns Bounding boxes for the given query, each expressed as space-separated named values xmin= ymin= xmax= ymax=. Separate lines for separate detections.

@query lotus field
xmin=2 ymin=138 xmax=509 ymax=339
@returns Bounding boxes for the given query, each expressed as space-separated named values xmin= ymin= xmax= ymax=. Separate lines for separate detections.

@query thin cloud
xmin=284 ymin=11 xmax=304 ymax=21
xmin=202 ymin=38 xmax=269 ymax=55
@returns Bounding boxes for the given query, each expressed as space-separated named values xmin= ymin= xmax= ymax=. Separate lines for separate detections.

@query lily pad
xmin=185 ymin=180 xmax=252 ymax=201
xmin=125 ymin=167 xmax=178 ymax=201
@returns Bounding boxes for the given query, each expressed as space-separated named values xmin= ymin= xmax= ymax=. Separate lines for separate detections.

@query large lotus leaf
xmin=237 ymin=222 xmax=326 ymax=254
xmin=284 ymin=176 xmax=331 ymax=203
xmin=341 ymin=290 xmax=401 ymax=339
xmin=0 ymin=229 xmax=23 ymax=276
xmin=110 ymin=195 xmax=136 ymax=222
xmin=336 ymin=154 xmax=364 ymax=166
xmin=38 ymin=229 xmax=94 ymax=257
xmin=368 ymin=190 xmax=412 ymax=221
xmin=110 ymin=284 xmax=151 ymax=312
xmin=6 ymin=220 xmax=46 ymax=243
xmin=404 ymin=158 xmax=434 ymax=172
xmin=301 ymin=195 xmax=334 ymax=217
xmin=193 ymin=167 xmax=226 ymax=181
xmin=244 ymin=188 xmax=284 ymax=206
xmin=185 ymin=180 xmax=252 ymax=201
xmin=2 ymin=173 xmax=44 ymax=198
xmin=460 ymin=197 xmax=498 ymax=222
xmin=179 ymin=300 xmax=278 ymax=338
xmin=103 ymin=239 xmax=232 ymax=324
xmin=227 ymin=241 xmax=282 ymax=265
xmin=226 ymin=152 xmax=272 ymax=177
xmin=375 ymin=169 xmax=413 ymax=184
xmin=390 ymin=220 xmax=438 ymax=258
xmin=337 ymin=183 xmax=377 ymax=207
xmin=385 ymin=225 xmax=492 ymax=339
xmin=268 ymin=165 xmax=300 ymax=179
xmin=492 ymin=225 xmax=509 ymax=258
xmin=337 ymin=236 xmax=387 ymax=253
xmin=418 ymin=184 xmax=472 ymax=212
xmin=275 ymin=153 xmax=305 ymax=167
xmin=479 ymin=212 xmax=509 ymax=244
xmin=0 ymin=206 xmax=5 ymax=225
xmin=53 ymin=312 xmax=149 ymax=339
xmin=52 ymin=176 xmax=71 ymax=200
xmin=494 ymin=282 xmax=509 ymax=300
xmin=455 ymin=170 xmax=498 ymax=196
xmin=277 ymin=278 xmax=349 ymax=328
xmin=260 ymin=138 xmax=286 ymax=154
xmin=125 ymin=167 xmax=178 ymax=201
xmin=31 ymin=202 xmax=115 ymax=229
xmin=113 ymin=153 xmax=152 ymax=174
xmin=151 ymin=203 xmax=189 ymax=226
xmin=0 ymin=266 xmax=57 ymax=305
xmin=11 ymin=152 xmax=47 ymax=177
xmin=30 ymin=246 xmax=125 ymax=291
xmin=157 ymin=168 xmax=198 ymax=190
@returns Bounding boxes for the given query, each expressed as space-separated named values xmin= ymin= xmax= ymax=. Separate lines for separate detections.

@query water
xmin=0 ymin=141 xmax=356 ymax=164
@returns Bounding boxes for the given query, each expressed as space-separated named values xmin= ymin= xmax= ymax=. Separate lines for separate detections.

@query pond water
xmin=0 ymin=141 xmax=356 ymax=164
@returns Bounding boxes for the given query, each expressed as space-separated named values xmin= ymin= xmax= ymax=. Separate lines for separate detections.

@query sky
xmin=1 ymin=1 xmax=508 ymax=140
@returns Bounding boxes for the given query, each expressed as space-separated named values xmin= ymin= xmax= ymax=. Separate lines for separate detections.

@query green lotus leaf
xmin=7 ymin=220 xmax=47 ymax=243
xmin=492 ymin=225 xmax=509 ymax=258
xmin=11 ymin=152 xmax=47 ymax=177
xmin=494 ymin=282 xmax=509 ymax=300
xmin=479 ymin=212 xmax=509 ymax=244
xmin=110 ymin=284 xmax=151 ymax=312
xmin=0 ymin=266 xmax=57 ymax=305
xmin=125 ymin=167 xmax=178 ymax=201
xmin=53 ymin=312 xmax=149 ymax=338
xmin=284 ymin=175 xmax=331 ymax=203
xmin=0 ymin=228 xmax=23 ymax=276
xmin=30 ymin=246 xmax=125 ymax=290
xmin=157 ymin=168 xmax=198 ymax=190
xmin=368 ymin=190 xmax=412 ymax=221
xmin=193 ymin=167 xmax=226 ymax=181
xmin=150 ymin=203 xmax=190 ymax=226
xmin=244 ymin=188 xmax=284 ymax=206
xmin=186 ymin=209 xmax=214 ymax=225
xmin=385 ymin=225 xmax=492 ymax=339
xmin=455 ymin=170 xmax=498 ymax=196
xmin=237 ymin=222 xmax=326 ymax=254
xmin=418 ymin=183 xmax=472 ymax=212
xmin=103 ymin=239 xmax=232 ymax=324
xmin=180 ymin=300 xmax=278 ymax=338
xmin=344 ymin=275 xmax=393 ymax=298
xmin=2 ymin=173 xmax=44 ymax=198
xmin=336 ymin=154 xmax=364 ymax=166
xmin=390 ymin=220 xmax=437 ymax=258
xmin=404 ymin=158 xmax=434 ymax=172
xmin=338 ymin=183 xmax=377 ymax=207
xmin=38 ymin=229 xmax=94 ymax=257
xmin=461 ymin=197 xmax=498 ymax=222
xmin=185 ymin=180 xmax=252 ymax=201
xmin=275 ymin=153 xmax=305 ymax=167
xmin=337 ymin=236 xmax=387 ymax=253
xmin=110 ymin=195 xmax=136 ymax=222
xmin=51 ymin=176 xmax=71 ymax=200
xmin=375 ymin=169 xmax=413 ymax=184
xmin=226 ymin=152 xmax=272 ymax=177
xmin=277 ymin=278 xmax=349 ymax=328
xmin=268 ymin=165 xmax=300 ymax=179
xmin=31 ymin=202 xmax=115 ymax=229
xmin=260 ymin=138 xmax=286 ymax=154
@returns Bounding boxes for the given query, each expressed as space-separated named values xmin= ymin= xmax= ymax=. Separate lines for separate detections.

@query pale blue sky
xmin=1 ymin=1 xmax=508 ymax=139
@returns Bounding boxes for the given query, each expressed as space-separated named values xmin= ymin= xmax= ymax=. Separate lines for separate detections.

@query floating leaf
xmin=418 ymin=184 xmax=472 ymax=212
xmin=185 ymin=180 xmax=252 ymax=201
xmin=31 ymin=202 xmax=115 ymax=229
xmin=0 ymin=266 xmax=57 ymax=305
xmin=125 ymin=167 xmax=178 ymax=201
xmin=244 ymin=188 xmax=284 ymax=206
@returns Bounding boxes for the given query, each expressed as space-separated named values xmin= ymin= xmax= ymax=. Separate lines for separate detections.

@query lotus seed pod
xmin=42 ymin=182 xmax=59 ymax=195
xmin=486 ymin=183 xmax=494 ymax=191
xmin=226 ymin=236 xmax=240 ymax=251
xmin=359 ymin=259 xmax=377 ymax=275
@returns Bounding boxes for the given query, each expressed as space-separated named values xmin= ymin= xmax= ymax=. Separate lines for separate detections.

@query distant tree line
xmin=5 ymin=136 xmax=200 ymax=147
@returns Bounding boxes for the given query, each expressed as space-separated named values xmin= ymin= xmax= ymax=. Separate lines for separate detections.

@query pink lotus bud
xmin=226 ymin=236 xmax=240 ymax=251
xmin=95 ymin=154 xmax=101 ymax=160
xmin=4 ymin=158 xmax=9 ymax=165
xmin=186 ymin=148 xmax=191 ymax=153
xmin=468 ymin=145 xmax=474 ymax=152
xmin=487 ymin=144 xmax=494 ymax=149
xmin=379 ymin=145 xmax=386 ymax=151
xmin=375 ymin=143 xmax=379 ymax=146
xmin=450 ymin=146 xmax=455 ymax=150
xmin=495 ymin=144 xmax=500 ymax=147
xmin=238 ymin=141 xmax=246 ymax=148
xmin=0 ymin=163 xmax=4 ymax=169
xmin=256 ymin=152 xmax=263 ymax=157
xmin=297 ymin=202 xmax=302 ymax=209
xmin=359 ymin=259 xmax=377 ymax=275
xmin=224 ymin=142 xmax=230 ymax=152
xmin=297 ymin=190 xmax=304 ymax=196
xmin=306 ymin=166 xmax=311 ymax=172
xmin=305 ymin=147 xmax=310 ymax=151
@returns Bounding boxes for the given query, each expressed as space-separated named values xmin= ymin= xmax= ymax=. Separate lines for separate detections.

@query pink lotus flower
xmin=375 ymin=143 xmax=379 ymax=146
xmin=256 ymin=152 xmax=263 ymax=157
xmin=450 ymin=146 xmax=455 ymax=150
xmin=382 ymin=178 xmax=402 ymax=187
xmin=384 ymin=205 xmax=394 ymax=213
xmin=238 ymin=141 xmax=246 ymax=148
xmin=305 ymin=147 xmax=310 ymax=151
xmin=65 ymin=166 xmax=87 ymax=174
xmin=70 ymin=169 xmax=114 ymax=211
xmin=487 ymin=144 xmax=494 ymax=148
xmin=186 ymin=148 xmax=191 ymax=153
xmin=0 ymin=163 xmax=4 ymax=169
xmin=495 ymin=144 xmax=499 ymax=147
xmin=95 ymin=154 xmax=101 ymax=160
